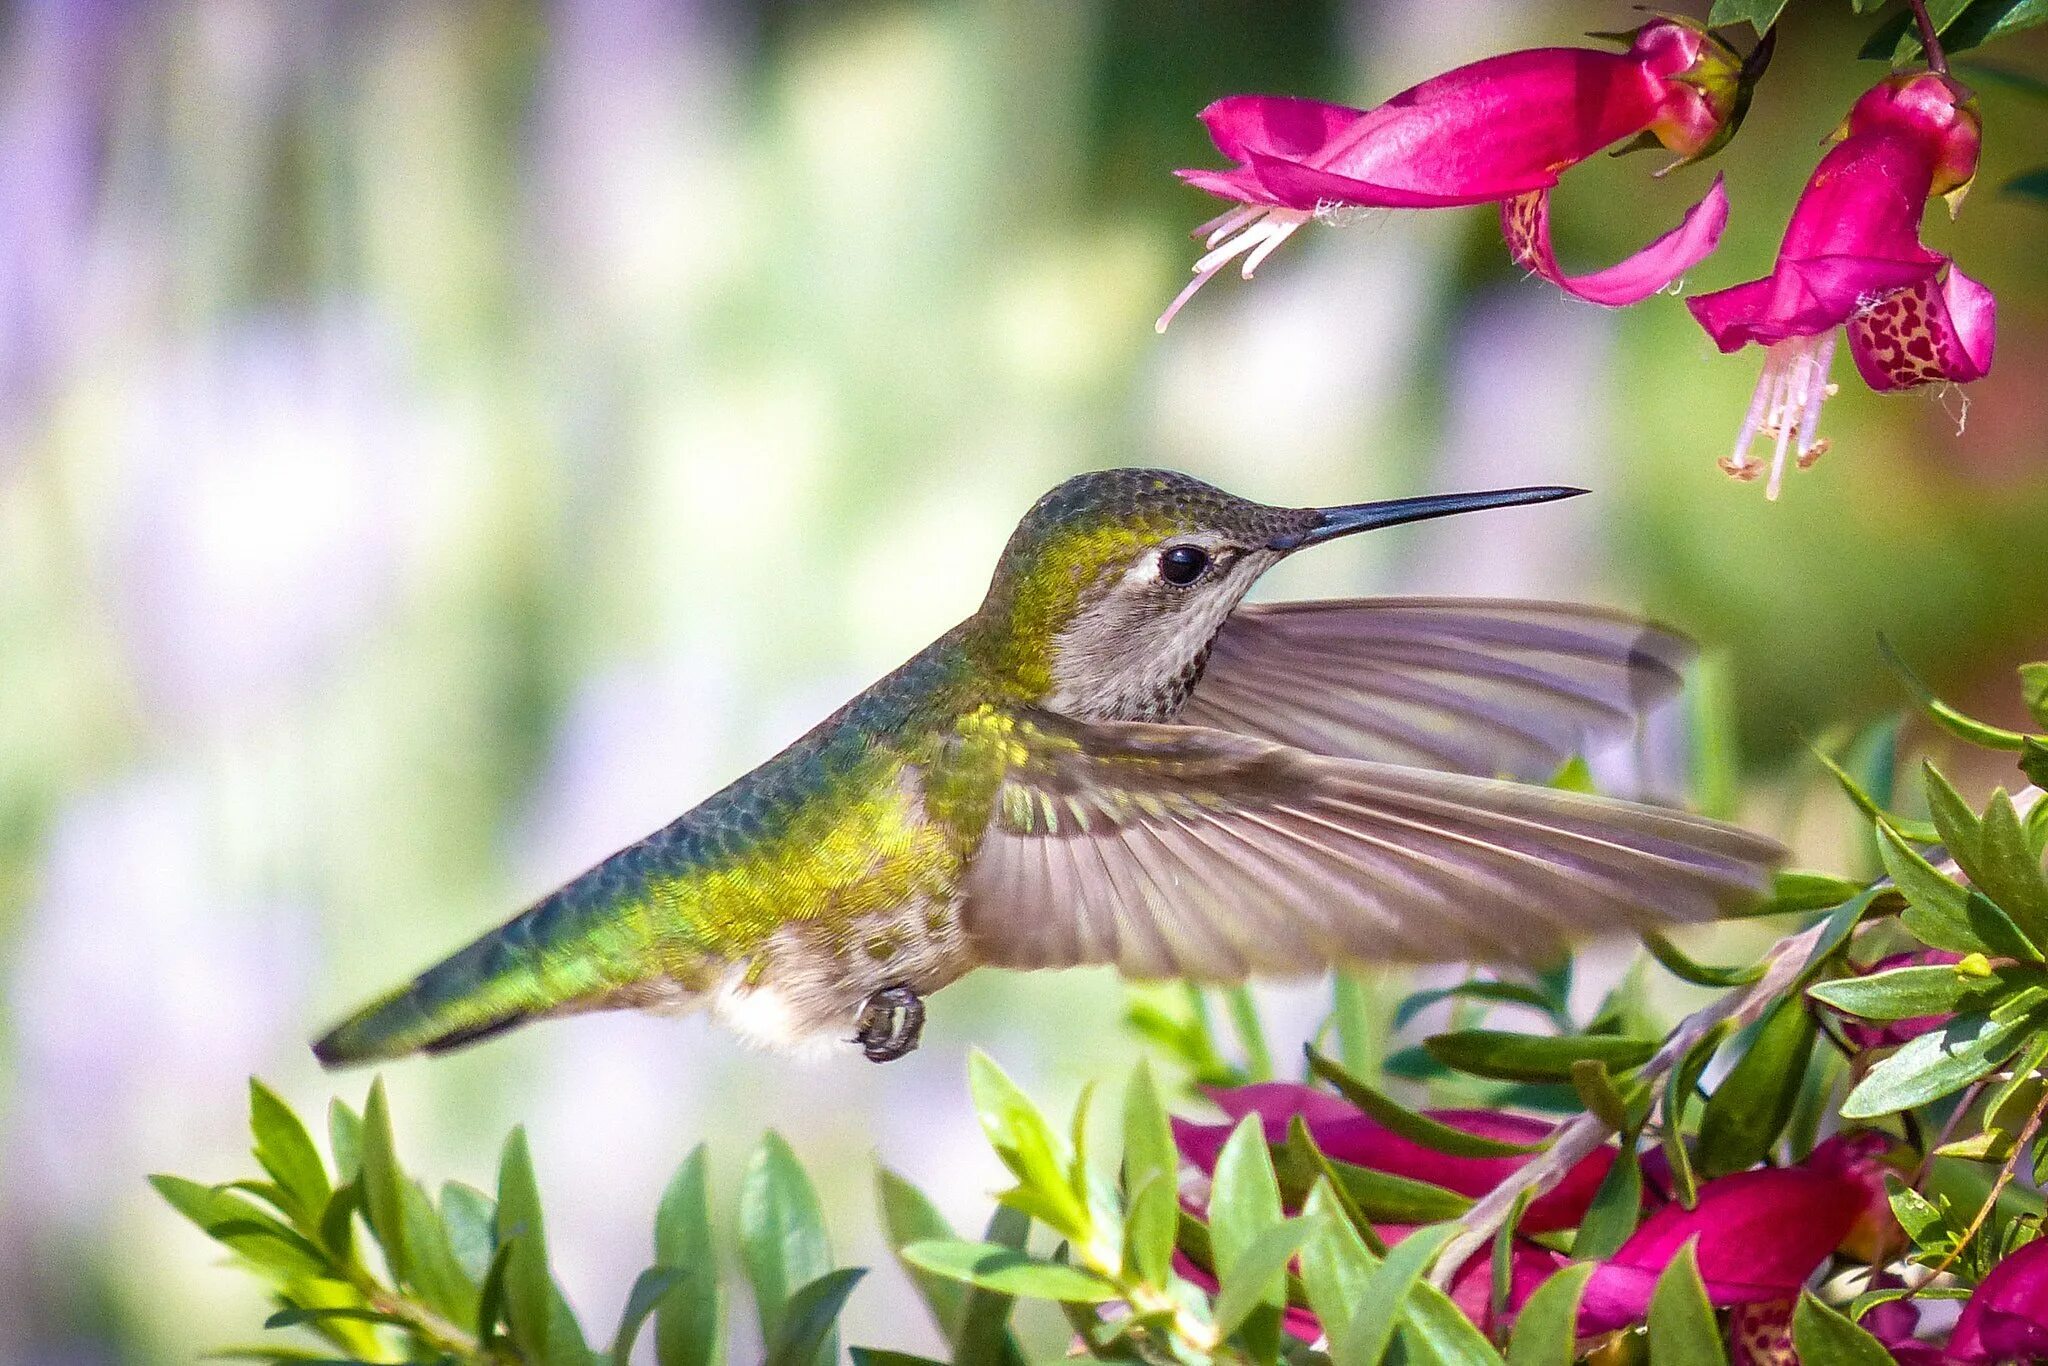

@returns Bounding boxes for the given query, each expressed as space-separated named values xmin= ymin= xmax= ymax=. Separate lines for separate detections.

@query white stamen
xmin=1720 ymin=333 xmax=1841 ymax=499
xmin=1155 ymin=207 xmax=1312 ymax=333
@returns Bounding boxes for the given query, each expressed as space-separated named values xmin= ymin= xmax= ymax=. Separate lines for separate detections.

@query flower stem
xmin=1904 ymin=0 xmax=1951 ymax=75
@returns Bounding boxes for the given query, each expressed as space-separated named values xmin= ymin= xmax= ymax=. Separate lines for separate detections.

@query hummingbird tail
xmin=313 ymin=884 xmax=664 ymax=1068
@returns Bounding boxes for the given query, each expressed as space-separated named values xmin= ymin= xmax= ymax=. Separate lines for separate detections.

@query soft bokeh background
xmin=3 ymin=0 xmax=2046 ymax=1360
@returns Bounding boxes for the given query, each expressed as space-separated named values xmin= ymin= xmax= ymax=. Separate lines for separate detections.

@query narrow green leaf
xmin=1324 ymin=1161 xmax=1473 ymax=1225
xmin=249 ymin=1080 xmax=330 ymax=1227
xmin=2024 ymin=662 xmax=2048 ymax=726
xmin=495 ymin=1126 xmax=589 ymax=1366
xmin=762 ymin=1268 xmax=867 ymax=1366
xmin=1698 ymin=997 xmax=1818 ymax=1177
xmin=327 ymin=1100 xmax=362 ymax=1182
xmin=849 ymin=1353 xmax=949 ymax=1366
xmin=1661 ymin=1025 xmax=1730 ymax=1209
xmin=1642 ymin=932 xmax=1767 ymax=988
xmin=441 ymin=1183 xmax=496 ymax=1285
xmin=262 ymin=1306 xmax=411 ymax=1330
xmin=1810 ymin=963 xmax=2029 ymax=1019
xmin=1333 ymin=971 xmax=1385 ymax=1080
xmin=1842 ymin=1000 xmax=2045 ymax=1118
xmin=1210 ymin=1115 xmax=1285 ymax=1303
xmin=878 ymin=1167 xmax=965 ymax=1341
xmin=1813 ymin=743 xmax=1941 ymax=846
xmin=1505 ymin=1262 xmax=1595 ymax=1366
xmin=611 ymin=1269 xmax=681 ymax=1366
xmin=475 ymin=1240 xmax=516 ymax=1348
xmin=1882 ymin=639 xmax=2030 ymax=750
xmin=1423 ymin=1031 xmax=1656 ymax=1084
xmin=358 ymin=1080 xmax=410 ymax=1287
xmin=401 ymin=1179 xmax=479 ymax=1323
xmin=1570 ymin=1143 xmax=1643 ymax=1261
xmin=1941 ymin=0 xmax=2048 ymax=54
xmin=1298 ymin=1179 xmax=1378 ymax=1333
xmin=1792 ymin=1290 xmax=1896 ymax=1365
xmin=1646 ymin=1242 xmax=1726 ymax=1366
xmin=967 ymin=1051 xmax=1088 ymax=1239
xmin=1308 ymin=1046 xmax=1546 ymax=1157
xmin=1877 ymin=822 xmax=1981 ymax=953
xmin=1393 ymin=980 xmax=1563 ymax=1031
xmin=1332 ymin=1222 xmax=1458 ymax=1366
xmin=149 ymin=1176 xmax=330 ymax=1280
xmin=900 ymin=1240 xmax=1119 ymax=1302
xmin=1570 ymin=1060 xmax=1638 ymax=1133
xmin=1401 ymin=1279 xmax=1508 ymax=1364
xmin=951 ymin=1205 xmax=1030 ymax=1366
xmin=655 ymin=1146 xmax=723 ymax=1366
xmin=740 ymin=1133 xmax=833 ymax=1355
xmin=1707 ymin=0 xmax=1788 ymax=37
xmin=1223 ymin=984 xmax=1274 ymax=1081
xmin=1121 ymin=1061 xmax=1178 ymax=1286
xmin=1212 ymin=1217 xmax=1322 ymax=1342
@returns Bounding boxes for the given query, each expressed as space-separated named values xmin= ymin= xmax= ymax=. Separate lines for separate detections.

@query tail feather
xmin=313 ymin=882 xmax=658 ymax=1068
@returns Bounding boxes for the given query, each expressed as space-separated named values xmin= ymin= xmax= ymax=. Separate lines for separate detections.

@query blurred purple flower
xmin=1688 ymin=73 xmax=1992 ymax=499
xmin=1160 ymin=18 xmax=1744 ymax=329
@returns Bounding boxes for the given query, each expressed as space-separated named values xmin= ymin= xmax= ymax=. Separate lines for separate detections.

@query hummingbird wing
xmin=959 ymin=709 xmax=1779 ymax=978
xmin=1178 ymin=599 xmax=1692 ymax=779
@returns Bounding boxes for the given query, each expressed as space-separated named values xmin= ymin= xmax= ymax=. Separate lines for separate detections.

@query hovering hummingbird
xmin=315 ymin=469 xmax=1780 ymax=1068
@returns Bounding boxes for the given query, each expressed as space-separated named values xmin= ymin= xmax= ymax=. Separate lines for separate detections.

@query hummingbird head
xmin=975 ymin=468 xmax=1584 ymax=721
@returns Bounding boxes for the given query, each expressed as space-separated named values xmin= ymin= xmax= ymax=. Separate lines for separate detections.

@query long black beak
xmin=1267 ymin=485 xmax=1587 ymax=552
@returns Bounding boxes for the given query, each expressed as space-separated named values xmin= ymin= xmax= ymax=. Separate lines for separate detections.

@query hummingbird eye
xmin=1158 ymin=544 xmax=1209 ymax=586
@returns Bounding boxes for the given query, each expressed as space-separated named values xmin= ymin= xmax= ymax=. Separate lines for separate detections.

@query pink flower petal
xmin=1578 ymin=1167 xmax=1865 ymax=1334
xmin=1950 ymin=1237 xmax=2048 ymax=1362
xmin=1178 ymin=1089 xmax=1611 ymax=1235
xmin=1687 ymin=255 xmax=1938 ymax=351
xmin=1846 ymin=262 xmax=1997 ymax=392
xmin=1501 ymin=174 xmax=1728 ymax=307
xmin=1197 ymin=95 xmax=1375 ymax=166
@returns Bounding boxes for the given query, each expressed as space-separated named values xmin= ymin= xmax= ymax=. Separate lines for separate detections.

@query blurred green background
xmin=2 ymin=0 xmax=2045 ymax=1360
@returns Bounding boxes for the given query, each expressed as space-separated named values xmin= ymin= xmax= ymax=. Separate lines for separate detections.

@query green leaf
xmin=441 ymin=1183 xmax=496 ymax=1285
xmin=401 ymin=1179 xmax=479 ymax=1323
xmin=1121 ymin=1061 xmax=1178 ymax=1286
xmin=1877 ymin=822 xmax=1980 ymax=953
xmin=475 ymin=1240 xmax=516 ymax=1349
xmin=1403 ymin=1281 xmax=1508 ymax=1364
xmin=1792 ymin=1290 xmax=1896 ymax=1365
xmin=951 ymin=1205 xmax=1030 ymax=1366
xmin=2024 ymin=737 xmax=2048 ymax=790
xmin=1308 ymin=1047 xmax=1546 ymax=1157
xmin=1210 ymin=1114 xmax=1286 ymax=1315
xmin=878 ymin=1167 xmax=965 ymax=1340
xmin=495 ymin=1126 xmax=589 ymax=1366
xmin=655 ymin=1146 xmax=723 ymax=1366
xmin=1697 ymin=996 xmax=1818 ymax=1177
xmin=1758 ymin=869 xmax=1872 ymax=917
xmin=1570 ymin=1143 xmax=1643 ymax=1260
xmin=1332 ymin=1222 xmax=1457 ymax=1366
xmin=1423 ymin=1030 xmax=1656 ymax=1084
xmin=1298 ymin=1179 xmax=1379 ymax=1333
xmin=1223 ymin=984 xmax=1274 ymax=1081
xmin=1213 ymin=1217 xmax=1322 ymax=1342
xmin=762 ymin=1268 xmax=867 ymax=1366
xmin=1324 ymin=1158 xmax=1472 ymax=1225
xmin=612 ymin=1267 xmax=681 ymax=1366
xmin=1570 ymin=1060 xmax=1643 ymax=1134
xmin=2026 ymin=663 xmax=2048 ymax=726
xmin=1883 ymin=638 xmax=2031 ymax=750
xmin=740 ymin=1133 xmax=834 ymax=1357
xmin=1393 ymin=980 xmax=1563 ymax=1031
xmin=849 ymin=1353 xmax=949 ymax=1366
xmin=899 ymin=1241 xmax=1120 ymax=1302
xmin=248 ymin=1080 xmax=331 ymax=1228
xmin=327 ymin=1100 xmax=362 ymax=1182
xmin=1662 ymin=1024 xmax=1730 ymax=1209
xmin=1810 ymin=962 xmax=2031 ymax=1019
xmin=1813 ymin=742 xmax=1940 ymax=846
xmin=1642 ymin=932 xmax=1768 ymax=988
xmin=358 ymin=1080 xmax=409 ymax=1287
xmin=262 ymin=1306 xmax=412 ymax=1330
xmin=1332 ymin=971 xmax=1386 ymax=1079
xmin=1965 ymin=785 xmax=2048 ymax=943
xmin=967 ymin=1051 xmax=1089 ymax=1240
xmin=149 ymin=1176 xmax=330 ymax=1281
xmin=1707 ymin=0 xmax=1788 ymax=36
xmin=1506 ymin=1262 xmax=1595 ymax=1366
xmin=1842 ymin=997 xmax=2047 ymax=1118
xmin=1940 ymin=0 xmax=2048 ymax=54
xmin=1646 ymin=1242 xmax=1726 ymax=1366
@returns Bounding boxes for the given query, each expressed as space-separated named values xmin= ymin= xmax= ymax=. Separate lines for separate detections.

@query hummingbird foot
xmin=854 ymin=985 xmax=925 ymax=1063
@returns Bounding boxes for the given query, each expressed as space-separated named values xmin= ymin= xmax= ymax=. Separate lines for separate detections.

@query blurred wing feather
xmin=1178 ymin=598 xmax=1693 ymax=777
xmin=960 ymin=710 xmax=1779 ymax=980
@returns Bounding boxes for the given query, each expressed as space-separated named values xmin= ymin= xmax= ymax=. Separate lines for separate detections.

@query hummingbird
xmin=314 ymin=469 xmax=1781 ymax=1068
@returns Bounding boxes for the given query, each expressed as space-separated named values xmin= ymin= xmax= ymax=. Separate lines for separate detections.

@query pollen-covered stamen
xmin=1721 ymin=333 xmax=1839 ymax=499
xmin=1156 ymin=208 xmax=1310 ymax=333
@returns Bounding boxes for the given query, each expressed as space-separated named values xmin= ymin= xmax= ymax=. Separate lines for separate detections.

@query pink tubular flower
xmin=1576 ymin=1165 xmax=1870 ymax=1334
xmin=1176 ymin=1083 xmax=1614 ymax=1233
xmin=1950 ymin=1238 xmax=2048 ymax=1362
xmin=1159 ymin=18 xmax=1751 ymax=330
xmin=1687 ymin=72 xmax=1993 ymax=499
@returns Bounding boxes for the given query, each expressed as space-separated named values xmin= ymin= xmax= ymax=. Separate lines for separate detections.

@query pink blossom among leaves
xmin=1160 ymin=18 xmax=1751 ymax=330
xmin=1687 ymin=72 xmax=1994 ymax=499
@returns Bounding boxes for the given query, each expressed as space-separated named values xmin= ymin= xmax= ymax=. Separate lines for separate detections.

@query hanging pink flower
xmin=1687 ymin=72 xmax=1993 ymax=499
xmin=1949 ymin=1237 xmax=2048 ymax=1362
xmin=1159 ymin=18 xmax=1754 ymax=330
